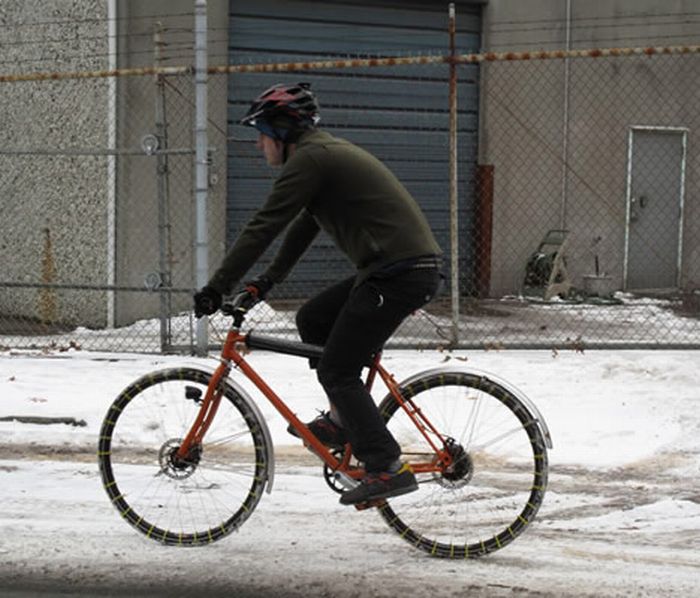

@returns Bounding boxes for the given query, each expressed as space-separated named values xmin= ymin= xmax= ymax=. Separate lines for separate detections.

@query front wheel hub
xmin=158 ymin=438 xmax=202 ymax=480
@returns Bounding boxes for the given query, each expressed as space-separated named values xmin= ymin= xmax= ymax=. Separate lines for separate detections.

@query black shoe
xmin=339 ymin=463 xmax=418 ymax=506
xmin=287 ymin=411 xmax=347 ymax=450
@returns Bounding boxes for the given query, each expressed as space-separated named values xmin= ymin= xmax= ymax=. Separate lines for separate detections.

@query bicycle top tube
xmin=244 ymin=331 xmax=378 ymax=368
xmin=220 ymin=301 xmax=377 ymax=366
xmin=245 ymin=332 xmax=323 ymax=361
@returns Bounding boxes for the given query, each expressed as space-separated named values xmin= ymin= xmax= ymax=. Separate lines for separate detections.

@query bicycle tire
xmin=377 ymin=370 xmax=548 ymax=558
xmin=98 ymin=367 xmax=269 ymax=546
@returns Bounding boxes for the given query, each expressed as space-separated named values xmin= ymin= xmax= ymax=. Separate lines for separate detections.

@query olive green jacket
xmin=208 ymin=129 xmax=441 ymax=295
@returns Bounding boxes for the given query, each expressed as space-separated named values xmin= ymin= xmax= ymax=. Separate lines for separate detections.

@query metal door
xmin=227 ymin=0 xmax=482 ymax=298
xmin=625 ymin=127 xmax=687 ymax=290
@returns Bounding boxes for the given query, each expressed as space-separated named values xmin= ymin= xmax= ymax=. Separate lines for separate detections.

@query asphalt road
xmin=1 ymin=448 xmax=698 ymax=598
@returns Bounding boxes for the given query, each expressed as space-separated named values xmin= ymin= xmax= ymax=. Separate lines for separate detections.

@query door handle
xmin=629 ymin=195 xmax=647 ymax=222
xmin=631 ymin=195 xmax=647 ymax=208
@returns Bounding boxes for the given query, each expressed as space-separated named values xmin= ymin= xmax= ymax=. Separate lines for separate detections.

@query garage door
xmin=227 ymin=0 xmax=482 ymax=298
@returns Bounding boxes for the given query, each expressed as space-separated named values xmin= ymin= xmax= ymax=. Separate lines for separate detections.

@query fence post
xmin=560 ymin=0 xmax=572 ymax=229
xmin=154 ymin=22 xmax=173 ymax=352
xmin=107 ymin=0 xmax=118 ymax=329
xmin=448 ymin=3 xmax=460 ymax=347
xmin=194 ymin=0 xmax=209 ymax=356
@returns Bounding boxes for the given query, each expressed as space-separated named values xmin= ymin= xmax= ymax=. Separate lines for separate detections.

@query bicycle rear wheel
xmin=98 ymin=367 xmax=269 ymax=546
xmin=377 ymin=370 xmax=548 ymax=558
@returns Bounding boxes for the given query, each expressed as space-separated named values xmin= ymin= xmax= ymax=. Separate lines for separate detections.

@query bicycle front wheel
xmin=378 ymin=370 xmax=548 ymax=558
xmin=98 ymin=367 xmax=269 ymax=546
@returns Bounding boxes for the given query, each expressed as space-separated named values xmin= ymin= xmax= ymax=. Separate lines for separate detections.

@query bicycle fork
xmin=175 ymin=361 xmax=229 ymax=462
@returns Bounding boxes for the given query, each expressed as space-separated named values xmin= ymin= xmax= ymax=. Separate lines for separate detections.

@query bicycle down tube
xmin=177 ymin=328 xmax=345 ymax=473
xmin=177 ymin=328 xmax=451 ymax=477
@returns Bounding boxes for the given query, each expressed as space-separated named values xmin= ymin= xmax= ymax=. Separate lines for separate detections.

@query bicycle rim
xmin=98 ymin=368 xmax=268 ymax=546
xmin=378 ymin=371 xmax=548 ymax=558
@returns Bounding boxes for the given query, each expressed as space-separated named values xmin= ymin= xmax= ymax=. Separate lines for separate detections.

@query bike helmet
xmin=238 ymin=82 xmax=320 ymax=141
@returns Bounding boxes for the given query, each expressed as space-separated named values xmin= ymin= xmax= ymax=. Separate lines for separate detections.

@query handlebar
xmin=220 ymin=290 xmax=261 ymax=327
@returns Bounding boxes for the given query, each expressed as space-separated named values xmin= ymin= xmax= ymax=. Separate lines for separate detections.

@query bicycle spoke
xmin=467 ymin=424 xmax=528 ymax=452
xmin=202 ymin=430 xmax=254 ymax=446
xmin=99 ymin=368 xmax=269 ymax=546
xmin=379 ymin=371 xmax=548 ymax=558
xmin=463 ymin=393 xmax=484 ymax=448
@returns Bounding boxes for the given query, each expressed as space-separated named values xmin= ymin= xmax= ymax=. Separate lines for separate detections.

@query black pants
xmin=296 ymin=266 xmax=442 ymax=472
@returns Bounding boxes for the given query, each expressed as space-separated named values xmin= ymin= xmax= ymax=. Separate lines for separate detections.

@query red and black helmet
xmin=238 ymin=82 xmax=320 ymax=141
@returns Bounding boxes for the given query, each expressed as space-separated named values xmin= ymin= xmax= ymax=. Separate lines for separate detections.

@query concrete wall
xmin=113 ymin=0 xmax=229 ymax=327
xmin=0 ymin=0 xmax=110 ymax=328
xmin=479 ymin=0 xmax=700 ymax=296
xmin=4 ymin=0 xmax=697 ymax=333
xmin=0 ymin=0 xmax=229 ymax=329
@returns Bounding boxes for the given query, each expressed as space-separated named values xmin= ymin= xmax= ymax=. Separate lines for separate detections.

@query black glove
xmin=193 ymin=286 xmax=222 ymax=318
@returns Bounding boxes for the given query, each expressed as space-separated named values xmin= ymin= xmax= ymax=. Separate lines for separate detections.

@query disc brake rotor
xmin=158 ymin=438 xmax=202 ymax=480
xmin=433 ymin=439 xmax=473 ymax=489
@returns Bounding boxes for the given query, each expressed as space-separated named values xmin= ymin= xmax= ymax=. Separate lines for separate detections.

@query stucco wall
xmin=0 ymin=0 xmax=229 ymax=330
xmin=0 ymin=0 xmax=110 ymax=327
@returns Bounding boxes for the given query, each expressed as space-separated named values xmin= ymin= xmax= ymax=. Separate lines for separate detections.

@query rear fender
xmin=397 ymin=365 xmax=553 ymax=450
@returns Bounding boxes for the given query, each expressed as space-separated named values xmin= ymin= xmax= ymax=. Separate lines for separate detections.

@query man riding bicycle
xmin=194 ymin=82 xmax=442 ymax=505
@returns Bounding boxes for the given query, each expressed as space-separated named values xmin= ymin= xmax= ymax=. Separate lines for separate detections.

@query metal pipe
xmin=2 ymin=44 xmax=699 ymax=84
xmin=106 ymin=0 xmax=117 ymax=329
xmin=560 ymin=0 xmax=572 ymax=229
xmin=211 ymin=43 xmax=700 ymax=70
xmin=448 ymin=3 xmax=460 ymax=347
xmin=154 ymin=22 xmax=173 ymax=352
xmin=194 ymin=0 xmax=209 ymax=356
xmin=677 ymin=131 xmax=689 ymax=289
xmin=0 ymin=65 xmax=190 ymax=83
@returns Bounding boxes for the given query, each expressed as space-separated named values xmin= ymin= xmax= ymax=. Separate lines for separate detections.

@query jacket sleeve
xmin=263 ymin=209 xmax=320 ymax=284
xmin=208 ymin=152 xmax=321 ymax=295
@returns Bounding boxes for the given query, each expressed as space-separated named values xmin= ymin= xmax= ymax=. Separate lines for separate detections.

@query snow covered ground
xmin=1 ymin=347 xmax=699 ymax=597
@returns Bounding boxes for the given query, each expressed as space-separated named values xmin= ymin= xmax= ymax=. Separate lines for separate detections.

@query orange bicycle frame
xmin=177 ymin=326 xmax=453 ymax=475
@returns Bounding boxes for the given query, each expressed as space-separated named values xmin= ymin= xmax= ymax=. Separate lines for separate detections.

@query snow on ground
xmin=0 ymin=347 xmax=699 ymax=596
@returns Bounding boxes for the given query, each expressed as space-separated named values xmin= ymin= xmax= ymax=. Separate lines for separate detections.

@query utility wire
xmin=489 ymin=9 xmax=700 ymax=27
xmin=1 ymin=14 xmax=698 ymax=71
xmin=3 ymin=12 xmax=698 ymax=47
xmin=0 ymin=45 xmax=193 ymax=68
xmin=486 ymin=32 xmax=700 ymax=50
xmin=1 ymin=12 xmax=697 ymax=58
xmin=2 ymin=32 xmax=696 ymax=72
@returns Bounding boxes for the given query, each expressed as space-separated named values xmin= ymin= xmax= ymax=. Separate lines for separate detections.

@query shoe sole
xmin=340 ymin=481 xmax=419 ymax=506
xmin=287 ymin=425 xmax=346 ymax=451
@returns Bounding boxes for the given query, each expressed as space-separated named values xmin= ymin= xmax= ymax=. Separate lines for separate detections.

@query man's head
xmin=239 ymin=82 xmax=320 ymax=165
xmin=255 ymin=133 xmax=286 ymax=167
xmin=239 ymin=82 xmax=320 ymax=141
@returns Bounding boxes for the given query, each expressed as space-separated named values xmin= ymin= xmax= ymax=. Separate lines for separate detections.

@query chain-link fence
xmin=1 ymin=17 xmax=699 ymax=352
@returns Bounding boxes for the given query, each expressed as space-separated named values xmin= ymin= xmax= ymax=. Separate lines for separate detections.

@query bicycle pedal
xmin=353 ymin=498 xmax=387 ymax=511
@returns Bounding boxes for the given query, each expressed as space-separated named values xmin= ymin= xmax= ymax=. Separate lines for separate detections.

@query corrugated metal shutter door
xmin=227 ymin=0 xmax=481 ymax=298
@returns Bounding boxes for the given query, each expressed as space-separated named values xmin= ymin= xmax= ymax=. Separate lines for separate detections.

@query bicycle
xmin=98 ymin=298 xmax=552 ymax=558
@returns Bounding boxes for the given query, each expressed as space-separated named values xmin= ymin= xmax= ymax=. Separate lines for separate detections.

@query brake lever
xmin=220 ymin=291 xmax=261 ymax=326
